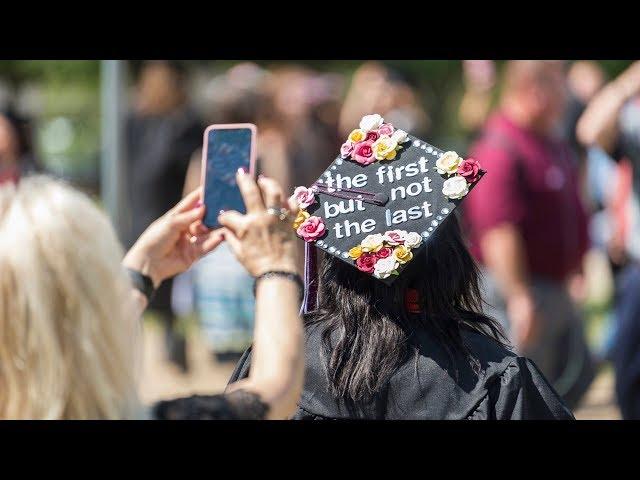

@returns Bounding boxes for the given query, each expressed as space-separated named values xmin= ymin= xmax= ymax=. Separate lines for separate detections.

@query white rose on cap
xmin=374 ymin=256 xmax=400 ymax=279
xmin=359 ymin=113 xmax=384 ymax=132
xmin=404 ymin=232 xmax=423 ymax=248
xmin=391 ymin=129 xmax=409 ymax=143
xmin=442 ymin=176 xmax=470 ymax=200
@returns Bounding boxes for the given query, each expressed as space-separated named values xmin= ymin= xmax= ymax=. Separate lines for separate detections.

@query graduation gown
xmin=228 ymin=322 xmax=575 ymax=420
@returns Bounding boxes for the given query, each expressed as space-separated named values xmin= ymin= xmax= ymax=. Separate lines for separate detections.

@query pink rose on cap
xmin=296 ymin=216 xmax=326 ymax=242
xmin=457 ymin=158 xmax=481 ymax=183
xmin=340 ymin=141 xmax=354 ymax=159
xmin=378 ymin=123 xmax=395 ymax=136
xmin=293 ymin=186 xmax=316 ymax=209
xmin=383 ymin=229 xmax=408 ymax=245
xmin=351 ymin=141 xmax=376 ymax=166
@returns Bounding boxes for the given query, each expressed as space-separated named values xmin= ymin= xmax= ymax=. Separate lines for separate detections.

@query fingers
xmin=221 ymin=228 xmax=243 ymax=258
xmin=171 ymin=187 xmax=203 ymax=214
xmin=172 ymin=205 xmax=205 ymax=229
xmin=189 ymin=220 xmax=210 ymax=237
xmin=287 ymin=194 xmax=299 ymax=212
xmin=192 ymin=228 xmax=226 ymax=256
xmin=217 ymin=210 xmax=246 ymax=234
xmin=257 ymin=175 xmax=285 ymax=209
xmin=236 ymin=168 xmax=264 ymax=213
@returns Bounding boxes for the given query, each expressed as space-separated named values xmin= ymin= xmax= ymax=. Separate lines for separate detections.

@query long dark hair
xmin=305 ymin=213 xmax=505 ymax=404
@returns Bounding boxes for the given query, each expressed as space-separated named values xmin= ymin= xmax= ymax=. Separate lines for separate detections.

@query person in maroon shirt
xmin=464 ymin=61 xmax=593 ymax=407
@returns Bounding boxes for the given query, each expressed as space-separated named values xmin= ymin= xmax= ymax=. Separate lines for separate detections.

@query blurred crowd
xmin=2 ymin=59 xmax=640 ymax=418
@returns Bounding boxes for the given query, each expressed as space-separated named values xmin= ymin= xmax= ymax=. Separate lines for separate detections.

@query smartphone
xmin=201 ymin=123 xmax=257 ymax=228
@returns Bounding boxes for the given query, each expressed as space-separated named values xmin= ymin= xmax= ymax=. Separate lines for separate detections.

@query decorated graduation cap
xmin=292 ymin=113 xmax=484 ymax=311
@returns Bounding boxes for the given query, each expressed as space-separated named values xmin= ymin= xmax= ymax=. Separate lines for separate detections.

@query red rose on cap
xmin=457 ymin=158 xmax=481 ymax=183
xmin=365 ymin=130 xmax=380 ymax=142
xmin=375 ymin=247 xmax=393 ymax=259
xmin=356 ymin=253 xmax=378 ymax=273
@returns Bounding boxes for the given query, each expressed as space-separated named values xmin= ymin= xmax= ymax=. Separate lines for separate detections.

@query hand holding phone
xmin=201 ymin=124 xmax=257 ymax=228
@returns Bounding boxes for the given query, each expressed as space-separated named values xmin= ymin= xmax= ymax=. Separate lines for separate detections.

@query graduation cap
xmin=292 ymin=113 xmax=484 ymax=311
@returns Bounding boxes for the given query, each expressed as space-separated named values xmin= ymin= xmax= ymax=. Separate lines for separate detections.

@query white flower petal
xmin=359 ymin=113 xmax=384 ymax=132
xmin=391 ymin=129 xmax=408 ymax=143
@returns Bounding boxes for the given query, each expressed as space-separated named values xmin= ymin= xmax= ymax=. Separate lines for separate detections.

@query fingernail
xmin=237 ymin=167 xmax=248 ymax=175
xmin=195 ymin=201 xmax=203 ymax=208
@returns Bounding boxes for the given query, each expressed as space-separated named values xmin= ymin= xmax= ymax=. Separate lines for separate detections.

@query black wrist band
xmin=253 ymin=271 xmax=304 ymax=300
xmin=126 ymin=268 xmax=156 ymax=303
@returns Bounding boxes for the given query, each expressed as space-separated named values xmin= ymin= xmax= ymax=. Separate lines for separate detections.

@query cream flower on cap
xmin=374 ymin=256 xmax=399 ymax=279
xmin=359 ymin=113 xmax=384 ymax=132
xmin=360 ymin=233 xmax=385 ymax=252
xmin=436 ymin=151 xmax=462 ymax=176
xmin=442 ymin=176 xmax=470 ymax=199
xmin=404 ymin=232 xmax=423 ymax=248
xmin=391 ymin=129 xmax=409 ymax=143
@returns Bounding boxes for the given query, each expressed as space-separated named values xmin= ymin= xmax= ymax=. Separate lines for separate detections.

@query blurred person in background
xmin=0 ymin=107 xmax=39 ymax=185
xmin=339 ymin=61 xmax=430 ymax=142
xmin=0 ymin=173 xmax=303 ymax=419
xmin=464 ymin=60 xmax=595 ymax=409
xmin=258 ymin=65 xmax=341 ymax=192
xmin=174 ymin=63 xmax=267 ymax=364
xmin=458 ymin=60 xmax=497 ymax=140
xmin=125 ymin=60 xmax=204 ymax=372
xmin=564 ymin=61 xmax=606 ymax=158
xmin=577 ymin=61 xmax=640 ymax=418
xmin=255 ymin=65 xmax=344 ymax=277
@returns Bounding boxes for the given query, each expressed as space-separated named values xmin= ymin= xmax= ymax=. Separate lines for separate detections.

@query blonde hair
xmin=0 ymin=175 xmax=140 ymax=419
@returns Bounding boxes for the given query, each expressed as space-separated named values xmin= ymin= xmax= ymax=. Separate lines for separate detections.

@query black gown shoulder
xmin=152 ymin=389 xmax=269 ymax=420
xmin=228 ymin=322 xmax=574 ymax=420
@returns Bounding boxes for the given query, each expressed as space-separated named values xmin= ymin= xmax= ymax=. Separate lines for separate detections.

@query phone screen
xmin=202 ymin=127 xmax=254 ymax=228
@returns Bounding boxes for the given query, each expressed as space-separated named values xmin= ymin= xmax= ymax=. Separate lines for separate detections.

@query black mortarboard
xmin=293 ymin=113 xmax=485 ymax=309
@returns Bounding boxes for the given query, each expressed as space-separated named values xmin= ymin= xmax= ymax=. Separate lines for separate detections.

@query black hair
xmin=305 ymin=213 xmax=505 ymax=404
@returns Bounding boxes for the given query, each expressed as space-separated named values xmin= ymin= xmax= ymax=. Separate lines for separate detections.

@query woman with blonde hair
xmin=0 ymin=170 xmax=304 ymax=419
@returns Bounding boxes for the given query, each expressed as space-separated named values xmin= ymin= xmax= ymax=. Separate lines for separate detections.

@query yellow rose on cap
xmin=361 ymin=233 xmax=385 ymax=253
xmin=372 ymin=135 xmax=399 ymax=161
xmin=393 ymin=245 xmax=414 ymax=264
xmin=436 ymin=151 xmax=462 ymax=176
xmin=348 ymin=129 xmax=368 ymax=144
xmin=292 ymin=209 xmax=310 ymax=230
xmin=348 ymin=245 xmax=364 ymax=260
